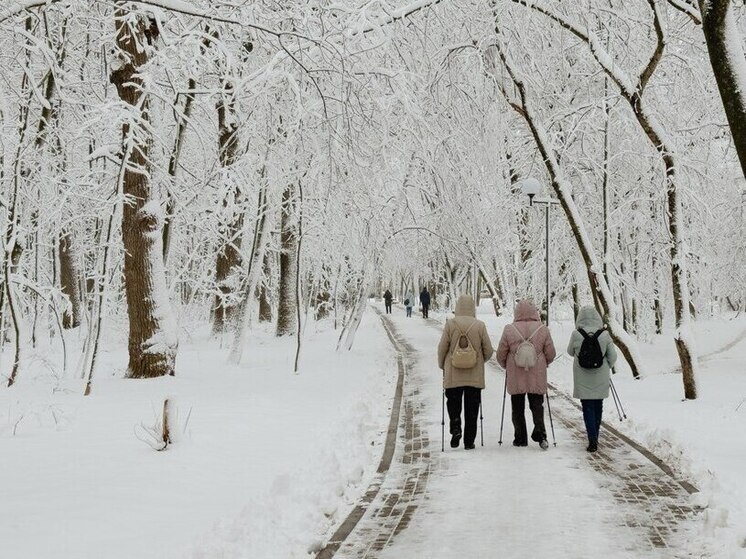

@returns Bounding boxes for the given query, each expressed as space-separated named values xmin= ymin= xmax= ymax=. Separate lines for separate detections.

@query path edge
xmin=314 ymin=308 xmax=407 ymax=559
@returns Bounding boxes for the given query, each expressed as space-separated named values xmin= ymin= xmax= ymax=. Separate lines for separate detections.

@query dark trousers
xmin=445 ymin=387 xmax=481 ymax=446
xmin=422 ymin=304 xmax=430 ymax=318
xmin=406 ymin=307 xmax=412 ymax=317
xmin=385 ymin=301 xmax=392 ymax=314
xmin=581 ymin=399 xmax=604 ymax=443
xmin=511 ymin=393 xmax=546 ymax=445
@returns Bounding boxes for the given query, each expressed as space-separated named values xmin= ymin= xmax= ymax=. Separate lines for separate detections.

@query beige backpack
xmin=451 ymin=320 xmax=478 ymax=369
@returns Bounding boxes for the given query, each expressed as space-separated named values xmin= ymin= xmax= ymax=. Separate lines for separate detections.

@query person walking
xmin=383 ymin=289 xmax=393 ymax=314
xmin=567 ymin=305 xmax=618 ymax=452
xmin=420 ymin=287 xmax=431 ymax=318
xmin=404 ymin=294 xmax=414 ymax=317
xmin=437 ymin=295 xmax=494 ymax=450
xmin=496 ymin=300 xmax=556 ymax=450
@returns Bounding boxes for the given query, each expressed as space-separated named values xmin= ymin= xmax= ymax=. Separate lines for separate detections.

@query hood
xmin=576 ymin=306 xmax=604 ymax=331
xmin=514 ymin=299 xmax=540 ymax=322
xmin=455 ymin=295 xmax=476 ymax=317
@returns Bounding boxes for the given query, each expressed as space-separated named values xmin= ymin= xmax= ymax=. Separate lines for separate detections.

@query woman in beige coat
xmin=437 ymin=295 xmax=494 ymax=450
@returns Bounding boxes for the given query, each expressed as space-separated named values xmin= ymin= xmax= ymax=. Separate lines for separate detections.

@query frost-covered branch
xmin=667 ymin=0 xmax=702 ymax=25
xmin=348 ymin=0 xmax=447 ymax=36
xmin=638 ymin=0 xmax=666 ymax=94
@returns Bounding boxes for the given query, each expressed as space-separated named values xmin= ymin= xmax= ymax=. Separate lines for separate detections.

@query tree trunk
xmin=276 ymin=183 xmax=298 ymax=336
xmin=58 ymin=230 xmax=81 ymax=329
xmin=162 ymin=77 xmax=196 ymax=264
xmin=111 ymin=9 xmax=177 ymax=378
xmin=571 ymin=282 xmax=579 ymax=321
xmin=4 ymin=240 xmax=23 ymax=387
xmin=212 ymin=80 xmax=244 ymax=336
xmin=258 ymin=252 xmax=272 ymax=322
xmin=698 ymin=0 xmax=746 ymax=180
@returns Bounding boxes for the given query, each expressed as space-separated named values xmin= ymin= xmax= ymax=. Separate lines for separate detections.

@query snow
xmin=0 ymin=313 xmax=396 ymax=559
xmin=4 ymin=299 xmax=746 ymax=557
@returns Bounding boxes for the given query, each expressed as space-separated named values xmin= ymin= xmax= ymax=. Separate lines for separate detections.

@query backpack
xmin=451 ymin=320 xmax=477 ymax=369
xmin=404 ymin=298 xmax=410 ymax=306
xmin=510 ymin=324 xmax=542 ymax=370
xmin=577 ymin=329 xmax=605 ymax=369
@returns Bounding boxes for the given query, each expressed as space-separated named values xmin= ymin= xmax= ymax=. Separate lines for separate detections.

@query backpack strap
xmin=578 ymin=328 xmax=604 ymax=339
xmin=509 ymin=323 xmax=526 ymax=342
xmin=511 ymin=324 xmax=542 ymax=341
xmin=454 ymin=319 xmax=476 ymax=338
xmin=526 ymin=325 xmax=543 ymax=341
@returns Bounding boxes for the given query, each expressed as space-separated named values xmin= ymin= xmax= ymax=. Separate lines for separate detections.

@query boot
xmin=450 ymin=427 xmax=462 ymax=449
xmin=586 ymin=439 xmax=598 ymax=453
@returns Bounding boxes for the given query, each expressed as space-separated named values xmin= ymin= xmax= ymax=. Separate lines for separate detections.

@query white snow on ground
xmin=2 ymin=301 xmax=746 ymax=558
xmin=0 ymin=312 xmax=396 ymax=559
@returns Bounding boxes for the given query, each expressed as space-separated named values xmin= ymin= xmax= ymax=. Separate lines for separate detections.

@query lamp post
xmin=520 ymin=178 xmax=560 ymax=326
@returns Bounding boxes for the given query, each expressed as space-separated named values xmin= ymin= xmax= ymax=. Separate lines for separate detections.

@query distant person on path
xmin=438 ymin=295 xmax=494 ymax=450
xmin=404 ymin=294 xmax=414 ymax=317
xmin=567 ymin=305 xmax=618 ymax=453
xmin=384 ymin=289 xmax=393 ymax=314
xmin=420 ymin=287 xmax=431 ymax=318
xmin=496 ymin=300 xmax=556 ymax=450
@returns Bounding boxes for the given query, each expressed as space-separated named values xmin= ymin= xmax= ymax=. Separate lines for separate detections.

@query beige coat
xmin=437 ymin=295 xmax=494 ymax=389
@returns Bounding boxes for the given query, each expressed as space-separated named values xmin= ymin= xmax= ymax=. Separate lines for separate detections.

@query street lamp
xmin=520 ymin=178 xmax=560 ymax=326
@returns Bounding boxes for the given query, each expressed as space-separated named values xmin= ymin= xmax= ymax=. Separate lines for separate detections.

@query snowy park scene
xmin=1 ymin=0 xmax=746 ymax=558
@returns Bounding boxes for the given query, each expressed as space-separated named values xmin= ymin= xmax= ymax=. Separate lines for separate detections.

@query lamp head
xmin=520 ymin=177 xmax=542 ymax=199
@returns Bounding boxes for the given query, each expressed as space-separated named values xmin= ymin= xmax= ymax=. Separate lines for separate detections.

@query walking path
xmin=318 ymin=307 xmax=709 ymax=559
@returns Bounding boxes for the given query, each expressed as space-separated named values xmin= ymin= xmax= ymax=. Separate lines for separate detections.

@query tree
xmin=111 ymin=7 xmax=177 ymax=378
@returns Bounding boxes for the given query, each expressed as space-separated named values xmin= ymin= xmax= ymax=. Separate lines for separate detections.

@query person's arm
xmin=437 ymin=322 xmax=451 ymax=370
xmin=543 ymin=329 xmax=557 ymax=364
xmin=496 ymin=328 xmax=510 ymax=369
xmin=567 ymin=331 xmax=579 ymax=356
xmin=605 ymin=335 xmax=618 ymax=368
xmin=481 ymin=323 xmax=494 ymax=361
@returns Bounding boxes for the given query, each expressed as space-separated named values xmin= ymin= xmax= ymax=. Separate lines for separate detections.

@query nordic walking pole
xmin=441 ymin=370 xmax=446 ymax=452
xmin=441 ymin=388 xmax=445 ymax=452
xmin=545 ymin=391 xmax=557 ymax=447
xmin=498 ymin=374 xmax=507 ymax=446
xmin=610 ymin=377 xmax=627 ymax=419
xmin=479 ymin=399 xmax=484 ymax=447
xmin=609 ymin=379 xmax=623 ymax=421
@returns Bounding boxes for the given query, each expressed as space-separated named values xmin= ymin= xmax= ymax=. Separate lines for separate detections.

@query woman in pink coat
xmin=496 ymin=300 xmax=556 ymax=449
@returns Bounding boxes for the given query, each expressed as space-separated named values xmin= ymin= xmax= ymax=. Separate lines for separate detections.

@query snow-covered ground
xmin=0 ymin=312 xmax=397 ymax=559
xmin=2 ymin=301 xmax=745 ymax=558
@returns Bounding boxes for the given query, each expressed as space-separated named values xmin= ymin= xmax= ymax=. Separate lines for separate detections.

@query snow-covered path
xmin=327 ymin=306 xmax=707 ymax=559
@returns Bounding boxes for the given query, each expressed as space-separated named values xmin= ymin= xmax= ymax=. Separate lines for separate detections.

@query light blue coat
xmin=567 ymin=306 xmax=618 ymax=400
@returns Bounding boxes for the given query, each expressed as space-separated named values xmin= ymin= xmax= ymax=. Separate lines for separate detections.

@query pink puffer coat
xmin=496 ymin=300 xmax=556 ymax=395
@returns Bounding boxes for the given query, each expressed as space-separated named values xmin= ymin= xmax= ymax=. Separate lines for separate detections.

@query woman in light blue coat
xmin=567 ymin=306 xmax=618 ymax=452
xmin=404 ymin=294 xmax=414 ymax=317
